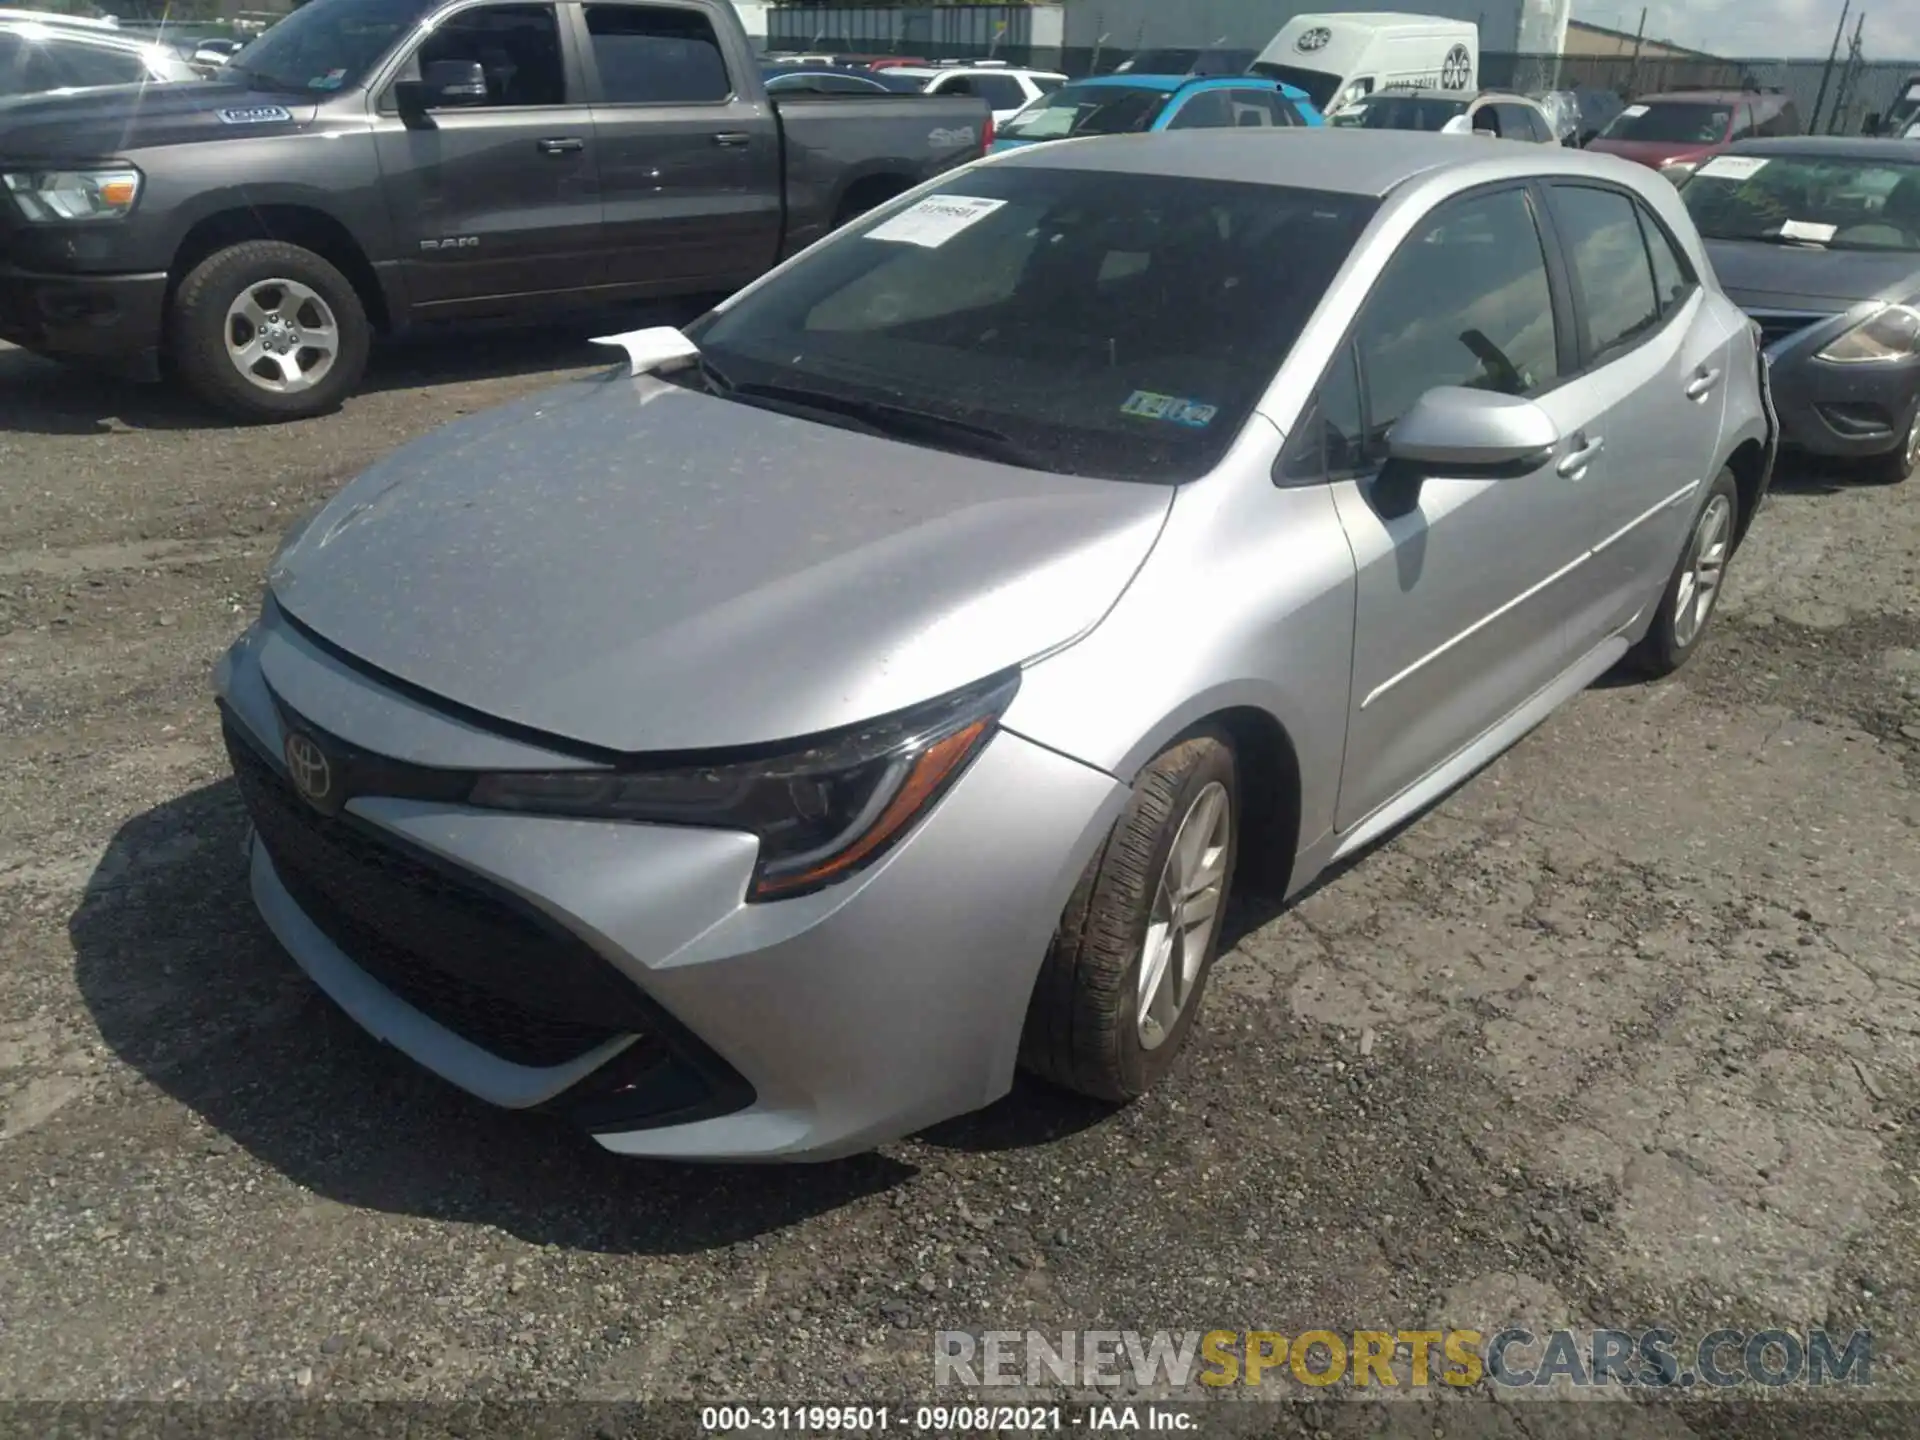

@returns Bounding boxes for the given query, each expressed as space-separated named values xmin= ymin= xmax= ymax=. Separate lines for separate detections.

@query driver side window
xmin=1353 ymin=187 xmax=1560 ymax=463
xmin=405 ymin=2 xmax=566 ymax=107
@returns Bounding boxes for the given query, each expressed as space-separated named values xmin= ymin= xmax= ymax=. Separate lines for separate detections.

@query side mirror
xmin=1387 ymin=387 xmax=1559 ymax=472
xmin=394 ymin=59 xmax=488 ymax=124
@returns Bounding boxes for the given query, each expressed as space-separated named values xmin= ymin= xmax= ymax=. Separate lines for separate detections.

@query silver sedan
xmin=215 ymin=128 xmax=1774 ymax=1161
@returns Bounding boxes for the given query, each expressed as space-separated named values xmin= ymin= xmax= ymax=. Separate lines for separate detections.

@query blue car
xmin=991 ymin=73 xmax=1322 ymax=152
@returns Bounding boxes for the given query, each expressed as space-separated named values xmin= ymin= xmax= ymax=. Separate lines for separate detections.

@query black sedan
xmin=1678 ymin=137 xmax=1920 ymax=481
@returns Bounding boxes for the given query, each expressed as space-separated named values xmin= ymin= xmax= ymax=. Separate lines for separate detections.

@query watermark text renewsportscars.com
xmin=935 ymin=1328 xmax=1874 ymax=1391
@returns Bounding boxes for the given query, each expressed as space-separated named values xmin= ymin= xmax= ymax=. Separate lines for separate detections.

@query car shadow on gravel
xmin=70 ymin=780 xmax=911 ymax=1253
xmin=0 ymin=300 xmax=716 ymax=437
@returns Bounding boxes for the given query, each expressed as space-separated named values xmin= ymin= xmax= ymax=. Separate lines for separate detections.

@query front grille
xmin=225 ymin=724 xmax=646 ymax=1069
xmin=1749 ymin=310 xmax=1833 ymax=349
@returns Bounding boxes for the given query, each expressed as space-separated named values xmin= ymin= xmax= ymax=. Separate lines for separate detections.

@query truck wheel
xmin=169 ymin=240 xmax=370 ymax=421
xmin=1019 ymin=733 xmax=1238 ymax=1102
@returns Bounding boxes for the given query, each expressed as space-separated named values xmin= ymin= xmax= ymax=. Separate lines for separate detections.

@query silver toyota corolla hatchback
xmin=216 ymin=129 xmax=1775 ymax=1161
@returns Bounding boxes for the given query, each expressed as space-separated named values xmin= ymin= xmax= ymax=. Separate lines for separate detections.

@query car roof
xmin=984 ymin=125 xmax=1656 ymax=196
xmin=1637 ymin=90 xmax=1763 ymax=105
xmin=1726 ymin=136 xmax=1920 ymax=161
xmin=1067 ymin=73 xmax=1308 ymax=99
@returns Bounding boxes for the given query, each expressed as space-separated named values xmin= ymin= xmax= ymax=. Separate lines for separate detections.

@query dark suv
xmin=1588 ymin=88 xmax=1801 ymax=180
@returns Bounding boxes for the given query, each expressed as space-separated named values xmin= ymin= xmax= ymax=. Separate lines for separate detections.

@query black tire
xmin=1019 ymin=733 xmax=1238 ymax=1102
xmin=168 ymin=240 xmax=370 ymax=422
xmin=1626 ymin=465 xmax=1740 ymax=678
xmin=1863 ymin=410 xmax=1919 ymax=484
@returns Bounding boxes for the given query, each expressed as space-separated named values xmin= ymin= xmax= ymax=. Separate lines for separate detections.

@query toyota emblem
xmin=1295 ymin=26 xmax=1331 ymax=52
xmin=284 ymin=731 xmax=334 ymax=809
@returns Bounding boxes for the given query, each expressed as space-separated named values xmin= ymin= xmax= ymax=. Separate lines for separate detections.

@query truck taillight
xmin=981 ymin=114 xmax=994 ymax=152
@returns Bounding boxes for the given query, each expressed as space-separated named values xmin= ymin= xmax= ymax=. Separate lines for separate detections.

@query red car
xmin=1587 ymin=89 xmax=1802 ymax=182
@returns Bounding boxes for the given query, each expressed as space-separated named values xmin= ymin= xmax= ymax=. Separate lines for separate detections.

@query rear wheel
xmin=168 ymin=240 xmax=370 ymax=422
xmin=1627 ymin=466 xmax=1739 ymax=677
xmin=1019 ymin=733 xmax=1237 ymax=1102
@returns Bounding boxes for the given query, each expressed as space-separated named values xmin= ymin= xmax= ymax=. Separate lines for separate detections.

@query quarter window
xmin=1224 ymin=88 xmax=1297 ymax=126
xmin=416 ymin=4 xmax=566 ymax=107
xmin=1639 ymin=206 xmax=1695 ymax=314
xmin=967 ymin=74 xmax=1029 ymax=111
xmin=585 ymin=4 xmax=731 ymax=103
xmin=1165 ymin=90 xmax=1234 ymax=129
xmin=1550 ymin=184 xmax=1662 ymax=361
xmin=1355 ymin=187 xmax=1560 ymax=461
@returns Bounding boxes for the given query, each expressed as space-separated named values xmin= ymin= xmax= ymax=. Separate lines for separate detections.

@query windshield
xmin=1681 ymin=154 xmax=1920 ymax=251
xmin=1329 ymin=94 xmax=1467 ymax=130
xmin=1598 ymin=101 xmax=1731 ymax=144
xmin=997 ymin=82 xmax=1171 ymax=139
xmin=226 ymin=0 xmax=429 ymax=93
xmin=1249 ymin=61 xmax=1340 ymax=111
xmin=681 ymin=169 xmax=1376 ymax=484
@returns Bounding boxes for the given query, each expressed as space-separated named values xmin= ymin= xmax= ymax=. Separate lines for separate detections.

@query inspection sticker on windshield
xmin=1620 ymin=103 xmax=1649 ymax=117
xmin=1122 ymin=391 xmax=1218 ymax=428
xmin=1697 ymin=155 xmax=1769 ymax=181
xmin=216 ymin=105 xmax=293 ymax=125
xmin=864 ymin=195 xmax=1006 ymax=248
xmin=1780 ymin=218 xmax=1837 ymax=242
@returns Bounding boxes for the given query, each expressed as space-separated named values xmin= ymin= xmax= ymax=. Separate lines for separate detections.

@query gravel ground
xmin=1 ymin=334 xmax=1918 ymax=1434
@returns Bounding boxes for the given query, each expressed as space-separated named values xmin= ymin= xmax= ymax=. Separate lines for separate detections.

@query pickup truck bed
xmin=0 ymin=0 xmax=989 ymax=420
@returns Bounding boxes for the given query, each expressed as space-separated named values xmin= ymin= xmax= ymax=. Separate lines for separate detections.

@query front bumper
xmin=1760 ymin=315 xmax=1920 ymax=460
xmin=0 ymin=264 xmax=167 ymax=380
xmin=214 ymin=607 xmax=1127 ymax=1162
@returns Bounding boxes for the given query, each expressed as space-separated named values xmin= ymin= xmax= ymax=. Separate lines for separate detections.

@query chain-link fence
xmin=761 ymin=11 xmax=1918 ymax=136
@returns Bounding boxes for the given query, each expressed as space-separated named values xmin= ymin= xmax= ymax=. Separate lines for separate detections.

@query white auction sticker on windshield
xmin=1780 ymin=218 xmax=1837 ymax=242
xmin=864 ymin=195 xmax=1006 ymax=248
xmin=1620 ymin=103 xmax=1649 ymax=117
xmin=1696 ymin=155 xmax=1769 ymax=181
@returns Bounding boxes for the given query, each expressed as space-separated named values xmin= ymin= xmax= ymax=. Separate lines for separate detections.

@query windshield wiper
xmin=725 ymin=378 xmax=1040 ymax=467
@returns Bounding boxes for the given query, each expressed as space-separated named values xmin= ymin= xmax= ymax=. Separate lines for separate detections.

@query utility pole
xmin=1810 ymin=0 xmax=1850 ymax=134
xmin=1624 ymin=7 xmax=1646 ymax=100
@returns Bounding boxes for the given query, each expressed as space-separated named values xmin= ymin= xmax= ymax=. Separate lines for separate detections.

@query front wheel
xmin=1627 ymin=466 xmax=1739 ymax=677
xmin=1019 ymin=733 xmax=1238 ymax=1102
xmin=1864 ymin=404 xmax=1920 ymax=483
xmin=168 ymin=240 xmax=370 ymax=422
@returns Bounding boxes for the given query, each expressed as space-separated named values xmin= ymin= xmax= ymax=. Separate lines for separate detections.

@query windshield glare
xmin=683 ymin=169 xmax=1377 ymax=484
xmin=1330 ymin=94 xmax=1467 ymax=130
xmin=228 ymin=0 xmax=428 ymax=92
xmin=997 ymin=82 xmax=1171 ymax=138
xmin=1682 ymin=155 xmax=1920 ymax=250
xmin=1599 ymin=101 xmax=1731 ymax=144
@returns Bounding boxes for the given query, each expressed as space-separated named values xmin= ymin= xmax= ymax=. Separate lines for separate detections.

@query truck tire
xmin=1019 ymin=733 xmax=1238 ymax=1102
xmin=169 ymin=240 xmax=370 ymax=422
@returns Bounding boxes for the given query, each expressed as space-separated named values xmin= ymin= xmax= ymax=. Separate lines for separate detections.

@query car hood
xmin=1704 ymin=238 xmax=1920 ymax=311
xmin=268 ymin=370 xmax=1174 ymax=754
xmin=0 ymin=81 xmax=315 ymax=156
xmin=1585 ymin=137 xmax=1711 ymax=168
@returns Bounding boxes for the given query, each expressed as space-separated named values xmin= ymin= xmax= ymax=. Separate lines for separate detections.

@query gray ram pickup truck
xmin=0 ymin=0 xmax=990 ymax=419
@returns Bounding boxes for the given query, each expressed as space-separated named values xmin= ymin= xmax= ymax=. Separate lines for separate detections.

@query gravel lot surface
xmin=2 ymin=333 xmax=1918 ymax=1435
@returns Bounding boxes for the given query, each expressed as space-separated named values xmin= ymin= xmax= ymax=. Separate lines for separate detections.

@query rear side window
xmin=1165 ymin=89 xmax=1234 ymax=129
xmin=965 ymin=75 xmax=1026 ymax=110
xmin=1224 ymin=88 xmax=1297 ymax=126
xmin=1356 ymin=187 xmax=1560 ymax=460
xmin=1549 ymin=184 xmax=1662 ymax=361
xmin=585 ymin=3 xmax=731 ymax=103
xmin=45 ymin=36 xmax=151 ymax=88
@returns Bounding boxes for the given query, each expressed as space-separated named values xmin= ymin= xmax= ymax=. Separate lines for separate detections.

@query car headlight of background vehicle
xmin=468 ymin=670 xmax=1020 ymax=901
xmin=2 ymin=168 xmax=141 ymax=222
xmin=1816 ymin=303 xmax=1920 ymax=363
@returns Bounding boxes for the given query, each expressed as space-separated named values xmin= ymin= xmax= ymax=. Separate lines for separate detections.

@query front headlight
xmin=1816 ymin=303 xmax=1920 ymax=363
xmin=468 ymin=670 xmax=1020 ymax=901
xmin=2 ymin=168 xmax=142 ymax=222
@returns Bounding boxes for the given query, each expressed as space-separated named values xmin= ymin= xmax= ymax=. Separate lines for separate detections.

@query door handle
xmin=1557 ymin=434 xmax=1603 ymax=478
xmin=1685 ymin=367 xmax=1721 ymax=401
xmin=712 ymin=131 xmax=752 ymax=146
xmin=536 ymin=136 xmax=585 ymax=154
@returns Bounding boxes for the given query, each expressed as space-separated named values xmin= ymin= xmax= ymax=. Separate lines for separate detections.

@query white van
xmin=1251 ymin=13 xmax=1478 ymax=118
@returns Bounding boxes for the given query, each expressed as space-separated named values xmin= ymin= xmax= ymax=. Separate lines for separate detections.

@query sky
xmin=1576 ymin=0 xmax=1911 ymax=60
